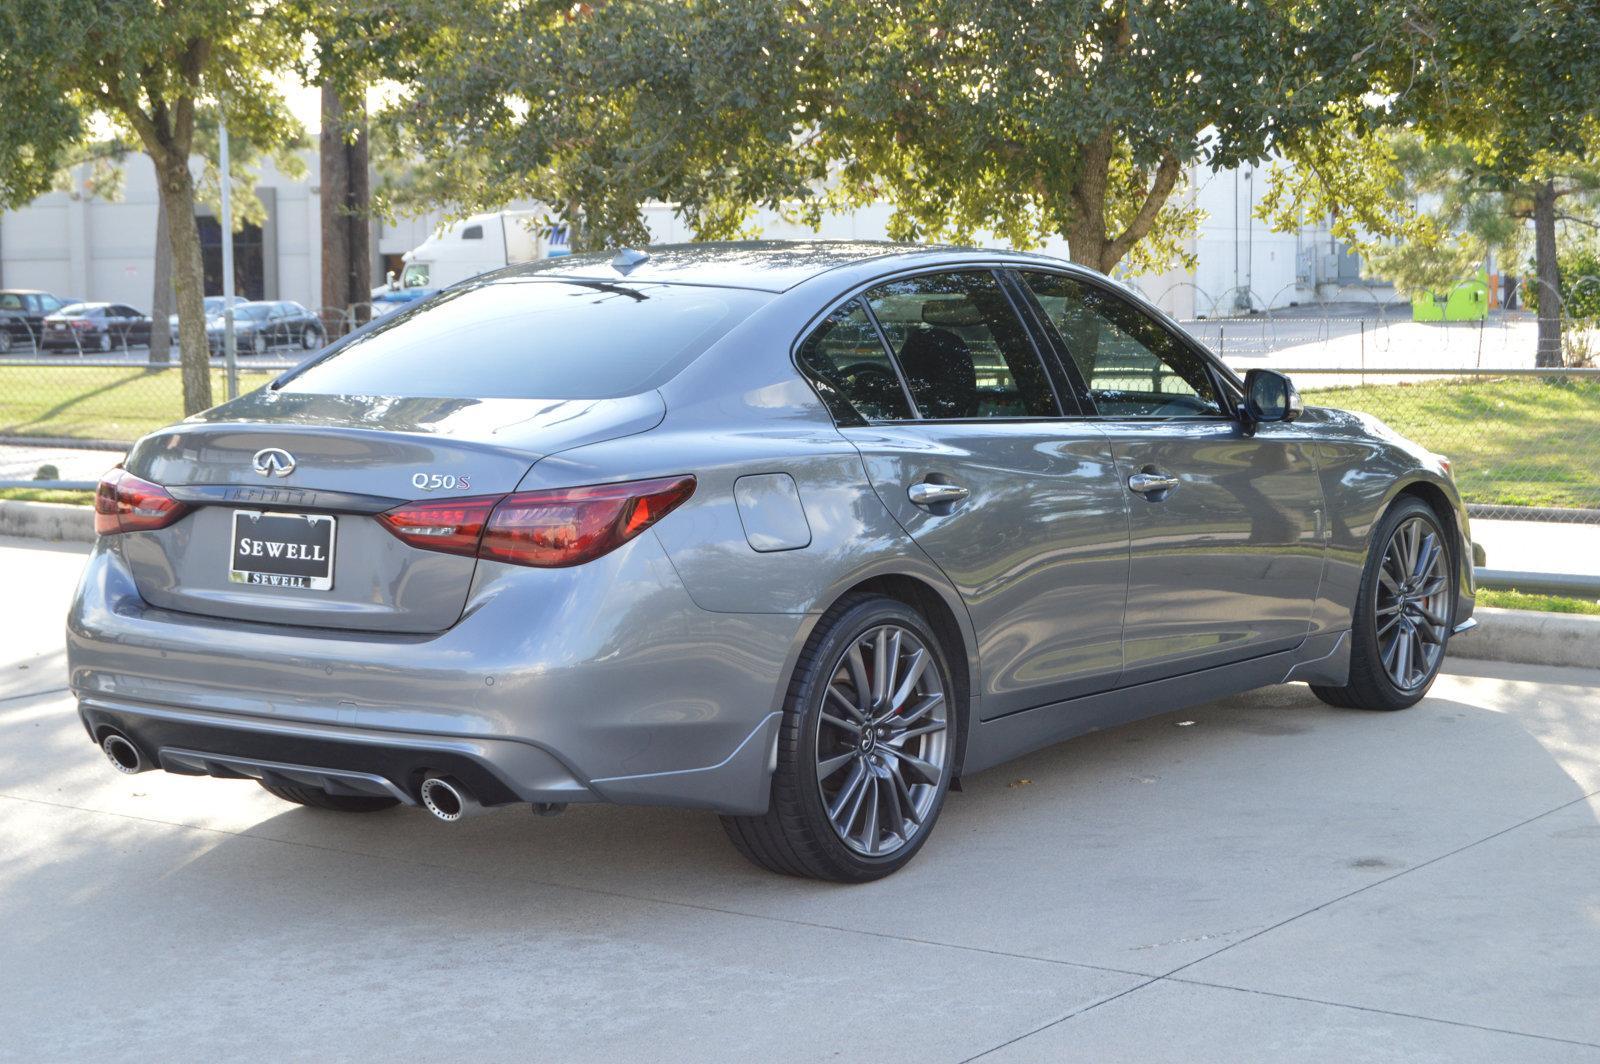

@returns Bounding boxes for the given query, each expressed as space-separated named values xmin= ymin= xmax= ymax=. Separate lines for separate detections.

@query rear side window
xmin=282 ymin=279 xmax=769 ymax=400
xmin=864 ymin=271 xmax=1058 ymax=419
xmin=795 ymin=299 xmax=913 ymax=423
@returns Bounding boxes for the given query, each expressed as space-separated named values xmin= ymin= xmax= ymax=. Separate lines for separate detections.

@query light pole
xmin=219 ymin=112 xmax=238 ymax=400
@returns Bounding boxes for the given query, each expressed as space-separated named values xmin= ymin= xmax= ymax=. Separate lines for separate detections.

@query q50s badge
xmin=412 ymin=472 xmax=471 ymax=492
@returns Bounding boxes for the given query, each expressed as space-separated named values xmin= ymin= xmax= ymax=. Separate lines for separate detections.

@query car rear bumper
xmin=68 ymin=536 xmax=806 ymax=815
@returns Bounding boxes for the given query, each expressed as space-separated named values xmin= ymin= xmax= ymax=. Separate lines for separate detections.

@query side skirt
xmin=961 ymin=629 xmax=1350 ymax=776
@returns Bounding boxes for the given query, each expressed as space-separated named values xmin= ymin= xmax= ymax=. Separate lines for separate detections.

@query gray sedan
xmin=68 ymin=242 xmax=1475 ymax=881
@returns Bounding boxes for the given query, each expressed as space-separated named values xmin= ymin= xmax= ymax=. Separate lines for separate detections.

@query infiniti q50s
xmin=68 ymin=242 xmax=1475 ymax=881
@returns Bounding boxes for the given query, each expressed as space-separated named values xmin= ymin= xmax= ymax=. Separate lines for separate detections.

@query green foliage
xmin=382 ymin=0 xmax=1391 ymax=272
xmin=1524 ymin=242 xmax=1600 ymax=320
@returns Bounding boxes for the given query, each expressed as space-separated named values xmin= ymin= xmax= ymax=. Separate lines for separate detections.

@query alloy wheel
xmin=1375 ymin=515 xmax=1450 ymax=691
xmin=814 ymin=624 xmax=949 ymax=857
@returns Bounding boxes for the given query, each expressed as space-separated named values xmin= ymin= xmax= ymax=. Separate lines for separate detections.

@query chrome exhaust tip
xmin=419 ymin=776 xmax=483 ymax=822
xmin=101 ymin=732 xmax=146 ymax=775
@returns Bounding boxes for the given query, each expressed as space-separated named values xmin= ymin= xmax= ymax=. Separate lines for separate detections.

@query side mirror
xmin=1240 ymin=369 xmax=1302 ymax=434
xmin=386 ymin=270 xmax=399 ymax=292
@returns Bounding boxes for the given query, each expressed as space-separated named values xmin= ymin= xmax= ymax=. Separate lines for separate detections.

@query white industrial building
xmin=0 ymin=150 xmax=1387 ymax=321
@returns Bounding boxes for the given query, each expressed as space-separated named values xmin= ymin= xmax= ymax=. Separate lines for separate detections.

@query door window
xmin=864 ymin=272 xmax=1058 ymax=419
xmin=1020 ymin=271 xmax=1225 ymax=418
xmin=795 ymin=299 xmax=913 ymax=422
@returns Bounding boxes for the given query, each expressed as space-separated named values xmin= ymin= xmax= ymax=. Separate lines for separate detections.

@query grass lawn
xmin=0 ymin=487 xmax=94 ymax=505
xmin=1477 ymin=588 xmax=1600 ymax=615
xmin=1304 ymin=375 xmax=1600 ymax=510
xmin=0 ymin=366 xmax=277 ymax=442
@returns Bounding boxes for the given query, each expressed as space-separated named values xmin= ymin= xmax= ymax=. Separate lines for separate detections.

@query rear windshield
xmin=281 ymin=278 xmax=769 ymax=400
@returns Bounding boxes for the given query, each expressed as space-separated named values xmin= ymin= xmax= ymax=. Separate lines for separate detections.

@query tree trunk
xmin=320 ymin=83 xmax=352 ymax=339
xmin=148 ymin=197 xmax=173 ymax=365
xmin=157 ymin=156 xmax=214 ymax=413
xmin=320 ymin=85 xmax=372 ymax=339
xmin=347 ymin=99 xmax=371 ymax=330
xmin=1533 ymin=180 xmax=1563 ymax=368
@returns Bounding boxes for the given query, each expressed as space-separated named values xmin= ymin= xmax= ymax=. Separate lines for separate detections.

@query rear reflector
xmin=377 ymin=475 xmax=696 ymax=568
xmin=94 ymin=469 xmax=191 ymax=535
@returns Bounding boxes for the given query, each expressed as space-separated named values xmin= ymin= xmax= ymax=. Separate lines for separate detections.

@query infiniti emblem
xmin=251 ymin=447 xmax=296 ymax=478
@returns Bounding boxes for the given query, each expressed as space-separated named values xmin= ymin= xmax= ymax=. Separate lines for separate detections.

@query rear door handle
xmin=908 ymin=481 xmax=970 ymax=507
xmin=1127 ymin=471 xmax=1180 ymax=496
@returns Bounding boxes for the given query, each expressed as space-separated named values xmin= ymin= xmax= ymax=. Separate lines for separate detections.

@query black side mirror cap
xmin=1243 ymin=369 xmax=1303 ymax=427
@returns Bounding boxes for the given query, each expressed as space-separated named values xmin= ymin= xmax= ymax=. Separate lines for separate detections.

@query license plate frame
xmin=229 ymin=510 xmax=337 ymax=591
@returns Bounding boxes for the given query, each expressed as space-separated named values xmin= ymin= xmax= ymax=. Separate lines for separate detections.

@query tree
xmin=1264 ymin=1 xmax=1600 ymax=365
xmin=0 ymin=1 xmax=301 ymax=412
xmin=383 ymin=0 xmax=1396 ymax=275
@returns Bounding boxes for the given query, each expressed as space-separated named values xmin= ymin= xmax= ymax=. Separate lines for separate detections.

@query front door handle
xmin=908 ymin=481 xmax=970 ymax=507
xmin=1127 ymin=471 xmax=1180 ymax=496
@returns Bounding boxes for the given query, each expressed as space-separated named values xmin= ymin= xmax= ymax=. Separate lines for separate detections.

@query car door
xmin=799 ymin=268 xmax=1129 ymax=719
xmin=1015 ymin=270 xmax=1326 ymax=686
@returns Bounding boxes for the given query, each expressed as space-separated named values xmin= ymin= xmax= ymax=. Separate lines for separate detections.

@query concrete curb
xmin=1447 ymin=606 xmax=1600 ymax=669
xmin=0 ymin=500 xmax=95 ymax=543
xmin=0 ymin=501 xmax=1594 ymax=669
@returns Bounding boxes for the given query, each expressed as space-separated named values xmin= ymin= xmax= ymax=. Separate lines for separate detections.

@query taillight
xmin=376 ymin=475 xmax=696 ymax=569
xmin=94 ymin=469 xmax=190 ymax=535
xmin=374 ymin=495 xmax=500 ymax=557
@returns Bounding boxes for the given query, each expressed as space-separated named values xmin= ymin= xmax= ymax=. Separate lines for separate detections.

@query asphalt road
xmin=2 ymin=537 xmax=1598 ymax=1062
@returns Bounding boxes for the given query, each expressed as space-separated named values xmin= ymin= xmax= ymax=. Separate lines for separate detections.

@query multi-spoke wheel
xmin=1313 ymin=497 xmax=1456 ymax=710
xmin=722 ymin=594 xmax=959 ymax=881
xmin=814 ymin=623 xmax=949 ymax=857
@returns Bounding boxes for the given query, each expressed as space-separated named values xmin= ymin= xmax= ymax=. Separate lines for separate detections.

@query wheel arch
xmin=1379 ymin=475 xmax=1475 ymax=624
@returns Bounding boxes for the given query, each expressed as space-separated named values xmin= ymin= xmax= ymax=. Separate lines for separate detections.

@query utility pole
xmin=219 ymin=112 xmax=238 ymax=400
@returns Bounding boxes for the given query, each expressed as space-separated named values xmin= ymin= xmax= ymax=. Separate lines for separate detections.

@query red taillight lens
xmin=374 ymin=495 xmax=500 ymax=556
xmin=93 ymin=469 xmax=190 ymax=535
xmin=480 ymin=475 xmax=696 ymax=568
xmin=377 ymin=476 xmax=694 ymax=568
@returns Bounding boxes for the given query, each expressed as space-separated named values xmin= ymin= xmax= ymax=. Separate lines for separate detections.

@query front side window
xmin=1020 ymin=271 xmax=1224 ymax=418
xmin=282 ymin=278 xmax=769 ymax=400
xmin=795 ymin=299 xmax=913 ymax=423
xmin=864 ymin=271 xmax=1057 ymax=419
xmin=0 ymin=294 xmax=22 ymax=311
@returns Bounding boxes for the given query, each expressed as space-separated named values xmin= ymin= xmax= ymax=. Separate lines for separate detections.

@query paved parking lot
xmin=2 ymin=536 xmax=1598 ymax=1062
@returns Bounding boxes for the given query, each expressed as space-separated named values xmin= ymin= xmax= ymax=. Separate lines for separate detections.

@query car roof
xmin=491 ymin=240 xmax=1078 ymax=293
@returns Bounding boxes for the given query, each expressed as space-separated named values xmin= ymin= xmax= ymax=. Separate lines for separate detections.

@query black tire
xmin=252 ymin=331 xmax=267 ymax=356
xmin=98 ymin=329 xmax=112 ymax=353
xmin=1312 ymin=496 xmax=1455 ymax=711
xmin=301 ymin=325 xmax=321 ymax=350
xmin=721 ymin=593 xmax=960 ymax=882
xmin=257 ymin=779 xmax=399 ymax=812
xmin=0 ymin=328 xmax=12 ymax=354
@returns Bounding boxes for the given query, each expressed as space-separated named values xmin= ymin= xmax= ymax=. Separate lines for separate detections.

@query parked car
xmin=69 ymin=243 xmax=1476 ymax=881
xmin=170 ymin=295 xmax=250 ymax=343
xmin=207 ymin=300 xmax=325 ymax=355
xmin=40 ymin=302 xmax=152 ymax=353
xmin=0 ymin=289 xmax=72 ymax=352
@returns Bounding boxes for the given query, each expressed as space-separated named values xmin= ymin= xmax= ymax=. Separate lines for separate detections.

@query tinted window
xmin=236 ymin=305 xmax=271 ymax=321
xmin=1021 ymin=272 xmax=1224 ymax=417
xmin=795 ymin=299 xmax=912 ymax=422
xmin=865 ymin=271 xmax=1057 ymax=419
xmin=461 ymin=225 xmax=484 ymax=240
xmin=112 ymin=305 xmax=139 ymax=317
xmin=38 ymin=295 xmax=62 ymax=312
xmin=283 ymin=279 xmax=769 ymax=400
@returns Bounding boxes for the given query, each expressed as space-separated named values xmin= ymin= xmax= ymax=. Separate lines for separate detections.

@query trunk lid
xmin=118 ymin=390 xmax=664 ymax=633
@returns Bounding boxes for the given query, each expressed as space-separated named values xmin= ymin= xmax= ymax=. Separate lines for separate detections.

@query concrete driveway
xmin=2 ymin=536 xmax=1597 ymax=1063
